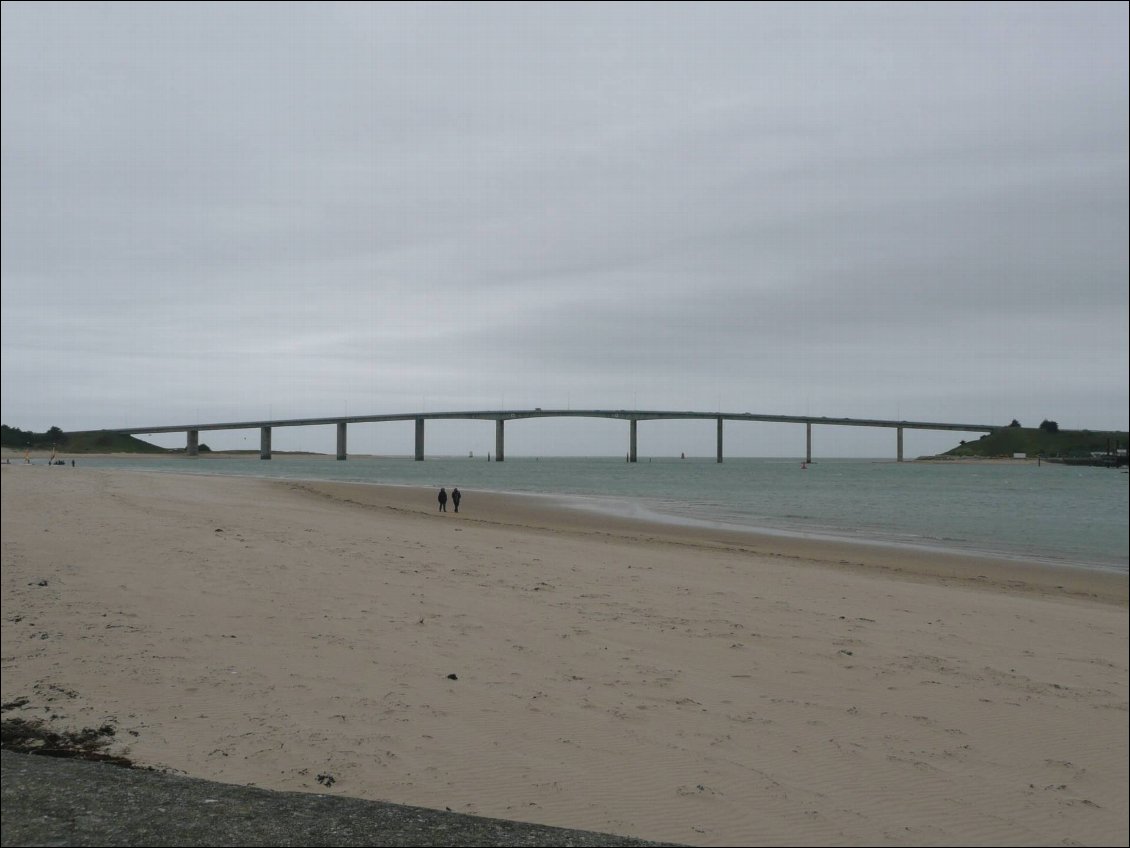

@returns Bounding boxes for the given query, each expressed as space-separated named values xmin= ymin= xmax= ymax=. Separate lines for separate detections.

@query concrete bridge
xmin=89 ymin=410 xmax=999 ymax=463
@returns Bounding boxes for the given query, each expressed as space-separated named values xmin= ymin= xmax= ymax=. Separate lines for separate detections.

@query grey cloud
xmin=2 ymin=2 xmax=1126 ymax=447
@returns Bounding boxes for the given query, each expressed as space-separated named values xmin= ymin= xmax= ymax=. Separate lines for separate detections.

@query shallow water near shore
xmin=65 ymin=454 xmax=1129 ymax=572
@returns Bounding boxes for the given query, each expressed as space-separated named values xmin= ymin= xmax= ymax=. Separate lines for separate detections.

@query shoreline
xmin=293 ymin=478 xmax=1127 ymax=604
xmin=6 ymin=450 xmax=1127 ymax=586
xmin=2 ymin=448 xmax=1051 ymax=462
xmin=540 ymin=488 xmax=1128 ymax=577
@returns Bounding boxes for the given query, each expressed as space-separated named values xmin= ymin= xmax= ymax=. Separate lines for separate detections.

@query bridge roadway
xmin=90 ymin=410 xmax=999 ymax=463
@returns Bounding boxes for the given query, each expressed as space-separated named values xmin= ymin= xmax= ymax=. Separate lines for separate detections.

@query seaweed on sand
xmin=1 ymin=716 xmax=135 ymax=768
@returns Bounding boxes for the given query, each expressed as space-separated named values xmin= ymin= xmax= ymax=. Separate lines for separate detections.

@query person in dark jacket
xmin=438 ymin=487 xmax=448 ymax=512
xmin=451 ymin=488 xmax=461 ymax=513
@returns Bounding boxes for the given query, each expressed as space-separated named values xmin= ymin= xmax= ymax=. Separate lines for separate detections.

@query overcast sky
xmin=2 ymin=2 xmax=1127 ymax=457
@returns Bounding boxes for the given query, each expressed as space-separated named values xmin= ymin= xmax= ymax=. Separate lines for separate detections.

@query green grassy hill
xmin=2 ymin=425 xmax=174 ymax=454
xmin=942 ymin=427 xmax=1127 ymax=458
xmin=62 ymin=431 xmax=174 ymax=453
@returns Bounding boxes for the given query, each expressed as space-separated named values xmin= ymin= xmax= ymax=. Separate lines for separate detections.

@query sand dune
xmin=2 ymin=465 xmax=1126 ymax=846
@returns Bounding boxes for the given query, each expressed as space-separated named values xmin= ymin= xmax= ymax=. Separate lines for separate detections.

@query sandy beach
xmin=1 ymin=463 xmax=1126 ymax=846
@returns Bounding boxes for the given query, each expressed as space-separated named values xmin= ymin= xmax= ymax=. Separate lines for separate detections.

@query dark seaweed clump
xmin=0 ymin=716 xmax=135 ymax=768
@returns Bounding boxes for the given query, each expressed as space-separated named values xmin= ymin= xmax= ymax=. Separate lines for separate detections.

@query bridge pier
xmin=806 ymin=422 xmax=812 ymax=464
xmin=897 ymin=426 xmax=904 ymax=462
xmin=717 ymin=417 xmax=723 ymax=463
xmin=629 ymin=419 xmax=638 ymax=462
xmin=414 ymin=418 xmax=425 ymax=461
xmin=495 ymin=420 xmax=505 ymax=462
xmin=260 ymin=426 xmax=272 ymax=460
xmin=336 ymin=422 xmax=347 ymax=460
xmin=187 ymin=430 xmax=199 ymax=457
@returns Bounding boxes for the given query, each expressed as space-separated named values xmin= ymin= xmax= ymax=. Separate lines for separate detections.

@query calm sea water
xmin=72 ymin=454 xmax=1128 ymax=573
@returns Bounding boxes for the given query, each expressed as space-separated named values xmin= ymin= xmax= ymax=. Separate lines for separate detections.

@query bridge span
xmin=87 ymin=410 xmax=1000 ymax=463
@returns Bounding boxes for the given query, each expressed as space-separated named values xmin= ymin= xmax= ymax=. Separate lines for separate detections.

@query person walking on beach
xmin=451 ymin=488 xmax=461 ymax=513
xmin=438 ymin=487 xmax=448 ymax=512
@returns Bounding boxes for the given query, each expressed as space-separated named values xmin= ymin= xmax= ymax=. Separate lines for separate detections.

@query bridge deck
xmin=78 ymin=410 xmax=998 ymax=463
xmin=89 ymin=409 xmax=998 ymax=436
